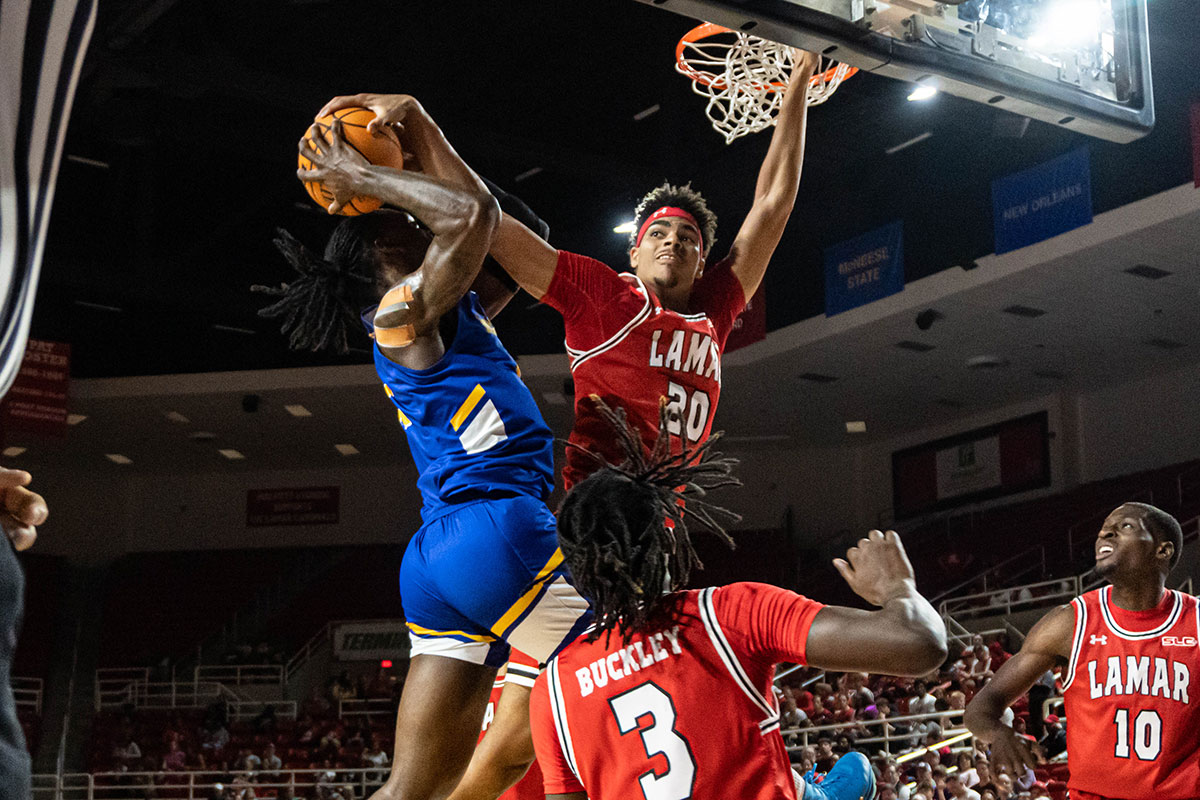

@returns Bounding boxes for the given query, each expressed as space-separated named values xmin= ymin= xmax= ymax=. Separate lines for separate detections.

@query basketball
xmin=298 ymin=106 xmax=405 ymax=216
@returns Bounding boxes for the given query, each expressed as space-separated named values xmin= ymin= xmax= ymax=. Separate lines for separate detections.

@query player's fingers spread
xmin=4 ymin=521 xmax=36 ymax=552
xmin=6 ymin=486 xmax=47 ymax=526
xmin=0 ymin=468 xmax=32 ymax=489
xmin=832 ymin=558 xmax=853 ymax=583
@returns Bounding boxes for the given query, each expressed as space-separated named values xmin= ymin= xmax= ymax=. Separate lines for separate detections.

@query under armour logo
xmin=1090 ymin=634 xmax=1108 ymax=645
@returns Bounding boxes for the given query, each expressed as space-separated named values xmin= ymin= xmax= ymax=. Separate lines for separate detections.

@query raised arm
xmin=316 ymin=94 xmax=560 ymax=299
xmin=965 ymin=604 xmax=1073 ymax=777
xmin=804 ymin=530 xmax=948 ymax=676
xmin=298 ymin=120 xmax=498 ymax=366
xmin=726 ymin=51 xmax=818 ymax=303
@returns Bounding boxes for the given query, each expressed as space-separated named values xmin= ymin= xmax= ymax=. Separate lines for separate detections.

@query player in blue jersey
xmin=255 ymin=117 xmax=591 ymax=800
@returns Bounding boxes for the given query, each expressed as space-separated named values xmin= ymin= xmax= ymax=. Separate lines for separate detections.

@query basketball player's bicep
xmin=490 ymin=214 xmax=558 ymax=299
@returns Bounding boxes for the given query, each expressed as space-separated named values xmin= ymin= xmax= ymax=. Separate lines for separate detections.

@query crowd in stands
xmin=90 ymin=667 xmax=404 ymax=798
xmin=776 ymin=633 xmax=1070 ymax=800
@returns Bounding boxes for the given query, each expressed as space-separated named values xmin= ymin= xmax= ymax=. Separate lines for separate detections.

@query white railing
xmin=286 ymin=620 xmax=337 ymax=682
xmin=783 ymin=709 xmax=972 ymax=756
xmin=939 ymin=576 xmax=1080 ymax=618
xmin=33 ymin=766 xmax=389 ymax=800
xmin=12 ymin=677 xmax=43 ymax=715
xmin=339 ymin=697 xmax=395 ymax=719
xmin=194 ymin=664 xmax=284 ymax=687
xmin=94 ymin=670 xmax=297 ymax=719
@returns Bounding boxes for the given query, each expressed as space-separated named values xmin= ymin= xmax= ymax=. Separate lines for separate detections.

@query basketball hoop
xmin=675 ymin=23 xmax=858 ymax=144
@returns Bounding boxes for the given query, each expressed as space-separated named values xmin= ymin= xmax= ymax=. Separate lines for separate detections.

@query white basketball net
xmin=676 ymin=28 xmax=855 ymax=144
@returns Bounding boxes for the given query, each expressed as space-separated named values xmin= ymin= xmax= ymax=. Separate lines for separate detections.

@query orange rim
xmin=675 ymin=23 xmax=858 ymax=92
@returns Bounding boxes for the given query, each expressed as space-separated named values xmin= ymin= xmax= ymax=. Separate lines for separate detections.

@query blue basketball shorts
xmin=400 ymin=493 xmax=592 ymax=668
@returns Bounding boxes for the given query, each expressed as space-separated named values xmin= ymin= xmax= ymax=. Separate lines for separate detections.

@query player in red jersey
xmin=965 ymin=502 xmax=1195 ymax=800
xmin=318 ymin=47 xmax=819 ymax=490
xmin=530 ymin=401 xmax=947 ymax=800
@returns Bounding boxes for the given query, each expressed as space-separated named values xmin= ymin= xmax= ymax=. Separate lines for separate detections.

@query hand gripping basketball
xmin=316 ymin=93 xmax=423 ymax=136
xmin=373 ymin=282 xmax=417 ymax=348
xmin=297 ymin=110 xmax=405 ymax=216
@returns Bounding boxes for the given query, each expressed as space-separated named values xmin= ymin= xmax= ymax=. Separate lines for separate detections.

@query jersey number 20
xmin=609 ymin=682 xmax=698 ymax=800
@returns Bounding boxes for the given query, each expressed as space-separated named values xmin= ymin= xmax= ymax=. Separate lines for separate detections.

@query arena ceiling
xmin=9 ymin=0 xmax=1200 ymax=470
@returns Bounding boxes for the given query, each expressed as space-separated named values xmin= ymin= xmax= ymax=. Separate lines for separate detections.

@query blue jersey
xmin=370 ymin=292 xmax=555 ymax=520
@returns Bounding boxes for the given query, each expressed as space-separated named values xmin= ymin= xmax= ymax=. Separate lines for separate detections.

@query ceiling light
xmin=633 ymin=104 xmax=661 ymax=121
xmin=845 ymin=421 xmax=867 ymax=434
xmin=2 ymin=447 xmax=26 ymax=457
xmin=906 ymin=86 xmax=938 ymax=102
xmin=285 ymin=404 xmax=312 ymax=417
xmin=218 ymin=449 xmax=245 ymax=460
xmin=105 ymin=454 xmax=132 ymax=465
xmin=885 ymin=132 xmax=934 ymax=155
xmin=66 ymin=414 xmax=87 ymax=425
xmin=164 ymin=411 xmax=190 ymax=424
xmin=613 ymin=221 xmax=637 ymax=234
xmin=211 ymin=324 xmax=255 ymax=335
xmin=189 ymin=431 xmax=216 ymax=441
xmin=514 ymin=167 xmax=543 ymax=183
xmin=334 ymin=444 xmax=360 ymax=456
xmin=73 ymin=300 xmax=123 ymax=312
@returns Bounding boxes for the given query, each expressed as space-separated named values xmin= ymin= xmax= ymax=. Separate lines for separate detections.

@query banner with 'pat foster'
xmin=1 ymin=339 xmax=70 ymax=438
xmin=823 ymin=220 xmax=904 ymax=317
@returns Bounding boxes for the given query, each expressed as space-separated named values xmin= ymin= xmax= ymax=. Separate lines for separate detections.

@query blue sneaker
xmin=801 ymin=752 xmax=875 ymax=800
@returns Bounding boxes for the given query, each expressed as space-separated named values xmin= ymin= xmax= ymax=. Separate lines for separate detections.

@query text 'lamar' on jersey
xmin=649 ymin=330 xmax=721 ymax=385
xmin=575 ymin=627 xmax=684 ymax=697
xmin=1087 ymin=656 xmax=1192 ymax=703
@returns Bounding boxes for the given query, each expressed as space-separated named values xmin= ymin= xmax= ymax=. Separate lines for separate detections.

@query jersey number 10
xmin=1114 ymin=708 xmax=1162 ymax=761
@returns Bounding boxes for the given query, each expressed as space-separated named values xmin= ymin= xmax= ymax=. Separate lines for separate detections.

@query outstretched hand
xmin=832 ymin=529 xmax=917 ymax=607
xmin=316 ymin=93 xmax=423 ymax=136
xmin=791 ymin=49 xmax=821 ymax=78
xmin=1 ymin=467 xmax=47 ymax=552
xmin=297 ymin=118 xmax=369 ymax=215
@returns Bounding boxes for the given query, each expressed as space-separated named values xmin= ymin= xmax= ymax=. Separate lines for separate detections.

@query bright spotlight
xmin=907 ymin=86 xmax=938 ymax=102
xmin=1028 ymin=0 xmax=1105 ymax=49
xmin=613 ymin=221 xmax=637 ymax=234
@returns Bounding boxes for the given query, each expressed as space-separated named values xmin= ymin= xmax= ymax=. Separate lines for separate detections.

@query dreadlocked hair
xmin=629 ymin=181 xmax=718 ymax=257
xmin=558 ymin=396 xmax=742 ymax=643
xmin=253 ymin=215 xmax=406 ymax=353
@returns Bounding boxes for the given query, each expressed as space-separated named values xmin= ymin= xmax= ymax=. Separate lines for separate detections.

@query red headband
xmin=635 ymin=206 xmax=703 ymax=253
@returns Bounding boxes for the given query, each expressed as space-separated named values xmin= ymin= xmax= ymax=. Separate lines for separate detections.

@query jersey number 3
xmin=609 ymin=683 xmax=698 ymax=800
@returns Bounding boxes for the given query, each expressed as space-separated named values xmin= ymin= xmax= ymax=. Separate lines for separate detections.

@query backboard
xmin=637 ymin=0 xmax=1154 ymax=142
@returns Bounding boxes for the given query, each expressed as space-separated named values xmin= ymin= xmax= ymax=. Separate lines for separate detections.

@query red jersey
xmin=529 ymin=583 xmax=824 ymax=800
xmin=1061 ymin=586 xmax=1200 ymax=800
xmin=479 ymin=652 xmax=543 ymax=800
xmin=541 ymin=250 xmax=746 ymax=490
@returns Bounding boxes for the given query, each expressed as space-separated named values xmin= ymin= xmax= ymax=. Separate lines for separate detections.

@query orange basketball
xmin=298 ymin=107 xmax=405 ymax=216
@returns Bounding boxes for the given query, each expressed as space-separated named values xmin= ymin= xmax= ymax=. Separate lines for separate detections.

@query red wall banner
xmin=246 ymin=486 xmax=340 ymax=526
xmin=1 ymin=339 xmax=70 ymax=438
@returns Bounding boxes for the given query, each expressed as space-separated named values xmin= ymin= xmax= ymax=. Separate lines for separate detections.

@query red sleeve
xmin=689 ymin=257 xmax=748 ymax=347
xmin=542 ymin=250 xmax=632 ymax=319
xmin=529 ymin=671 xmax=586 ymax=795
xmin=712 ymin=582 xmax=825 ymax=666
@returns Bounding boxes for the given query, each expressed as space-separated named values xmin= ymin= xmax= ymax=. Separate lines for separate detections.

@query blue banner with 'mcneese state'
xmin=824 ymin=220 xmax=905 ymax=317
xmin=992 ymin=146 xmax=1093 ymax=254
